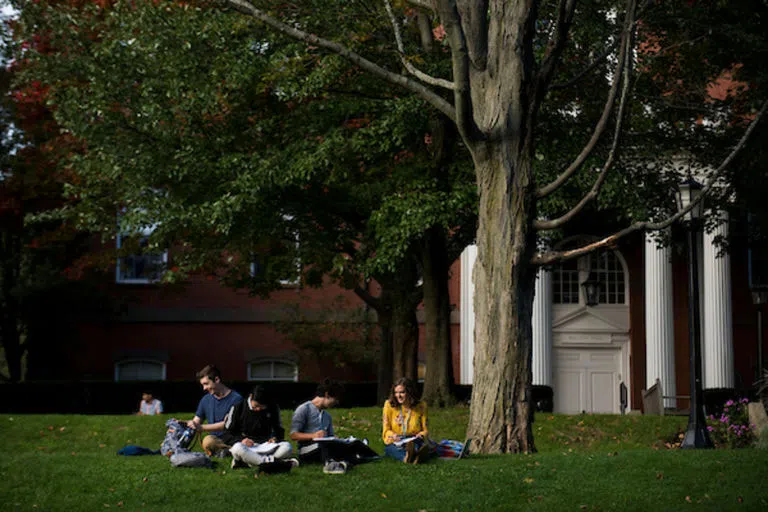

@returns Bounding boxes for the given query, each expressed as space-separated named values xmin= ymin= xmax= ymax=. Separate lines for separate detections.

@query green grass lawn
xmin=2 ymin=409 xmax=767 ymax=511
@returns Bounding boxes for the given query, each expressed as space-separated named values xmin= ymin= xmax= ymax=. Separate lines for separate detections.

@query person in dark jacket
xmin=223 ymin=385 xmax=297 ymax=469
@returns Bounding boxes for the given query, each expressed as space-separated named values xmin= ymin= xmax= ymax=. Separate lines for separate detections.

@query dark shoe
xmin=259 ymin=459 xmax=294 ymax=474
xmin=404 ymin=441 xmax=416 ymax=464
xmin=231 ymin=457 xmax=249 ymax=469
xmin=412 ymin=442 xmax=432 ymax=464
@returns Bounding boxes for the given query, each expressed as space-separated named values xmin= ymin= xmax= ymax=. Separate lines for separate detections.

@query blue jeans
xmin=384 ymin=438 xmax=424 ymax=461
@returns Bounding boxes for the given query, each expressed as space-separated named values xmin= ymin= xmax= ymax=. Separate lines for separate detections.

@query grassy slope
xmin=1 ymin=409 xmax=766 ymax=511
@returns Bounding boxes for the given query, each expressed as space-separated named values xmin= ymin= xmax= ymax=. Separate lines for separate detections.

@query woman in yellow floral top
xmin=382 ymin=378 xmax=434 ymax=463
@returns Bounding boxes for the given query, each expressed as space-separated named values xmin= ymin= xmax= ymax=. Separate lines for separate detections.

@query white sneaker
xmin=286 ymin=458 xmax=300 ymax=468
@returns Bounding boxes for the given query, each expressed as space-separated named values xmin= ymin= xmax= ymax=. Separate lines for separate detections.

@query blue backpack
xmin=160 ymin=419 xmax=197 ymax=457
xmin=161 ymin=419 xmax=212 ymax=468
xmin=436 ymin=439 xmax=470 ymax=459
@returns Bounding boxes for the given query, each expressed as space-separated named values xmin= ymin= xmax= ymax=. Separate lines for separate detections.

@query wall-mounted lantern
xmin=581 ymin=271 xmax=601 ymax=307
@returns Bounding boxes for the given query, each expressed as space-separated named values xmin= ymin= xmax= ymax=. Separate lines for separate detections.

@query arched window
xmin=552 ymin=258 xmax=580 ymax=304
xmin=114 ymin=360 xmax=166 ymax=381
xmin=552 ymin=248 xmax=626 ymax=305
xmin=247 ymin=359 xmax=298 ymax=382
xmin=589 ymin=249 xmax=626 ymax=305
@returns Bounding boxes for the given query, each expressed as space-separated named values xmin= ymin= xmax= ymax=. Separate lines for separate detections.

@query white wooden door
xmin=553 ymin=347 xmax=620 ymax=414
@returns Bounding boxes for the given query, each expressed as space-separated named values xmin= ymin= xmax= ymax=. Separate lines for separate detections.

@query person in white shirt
xmin=137 ymin=392 xmax=163 ymax=416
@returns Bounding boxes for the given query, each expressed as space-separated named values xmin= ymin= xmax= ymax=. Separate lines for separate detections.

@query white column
xmin=532 ymin=266 xmax=553 ymax=386
xmin=460 ymin=244 xmax=477 ymax=385
xmin=702 ymin=214 xmax=734 ymax=389
xmin=644 ymin=231 xmax=677 ymax=407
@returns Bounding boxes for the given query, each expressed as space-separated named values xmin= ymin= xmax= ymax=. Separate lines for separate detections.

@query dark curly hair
xmin=315 ymin=378 xmax=344 ymax=400
xmin=387 ymin=377 xmax=419 ymax=409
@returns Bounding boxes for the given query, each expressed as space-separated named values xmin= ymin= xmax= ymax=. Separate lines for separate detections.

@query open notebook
xmin=393 ymin=436 xmax=419 ymax=447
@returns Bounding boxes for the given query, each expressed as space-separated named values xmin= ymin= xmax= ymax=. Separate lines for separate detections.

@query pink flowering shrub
xmin=706 ymin=398 xmax=755 ymax=449
xmin=432 ymin=25 xmax=446 ymax=42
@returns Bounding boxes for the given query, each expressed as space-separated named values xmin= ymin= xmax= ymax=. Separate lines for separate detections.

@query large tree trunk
xmin=378 ymin=256 xmax=421 ymax=384
xmin=466 ymin=141 xmax=538 ymax=454
xmin=364 ymin=258 xmax=422 ymax=404
xmin=0 ymin=320 xmax=24 ymax=383
xmin=460 ymin=0 xmax=540 ymax=455
xmin=391 ymin=300 xmax=418 ymax=382
xmin=421 ymin=227 xmax=455 ymax=406
xmin=375 ymin=299 xmax=394 ymax=404
xmin=373 ymin=287 xmax=419 ymax=403
xmin=0 ymin=231 xmax=24 ymax=383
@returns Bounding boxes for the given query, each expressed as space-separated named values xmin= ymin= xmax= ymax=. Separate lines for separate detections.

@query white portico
xmin=643 ymin=214 xmax=735 ymax=400
xmin=460 ymin=213 xmax=736 ymax=414
xmin=461 ymin=243 xmax=631 ymax=414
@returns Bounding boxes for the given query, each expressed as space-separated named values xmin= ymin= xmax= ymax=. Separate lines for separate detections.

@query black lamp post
xmin=749 ymin=283 xmax=767 ymax=378
xmin=677 ymin=177 xmax=713 ymax=449
xmin=748 ymin=240 xmax=768 ymax=376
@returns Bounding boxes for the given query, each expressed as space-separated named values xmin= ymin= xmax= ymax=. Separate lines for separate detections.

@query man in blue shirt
xmin=186 ymin=364 xmax=243 ymax=456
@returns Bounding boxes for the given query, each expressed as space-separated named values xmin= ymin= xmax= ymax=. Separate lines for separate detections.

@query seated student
xmin=290 ymin=379 xmax=351 ymax=474
xmin=382 ymin=377 xmax=434 ymax=464
xmin=185 ymin=364 xmax=243 ymax=456
xmin=222 ymin=385 xmax=298 ymax=470
xmin=137 ymin=392 xmax=163 ymax=416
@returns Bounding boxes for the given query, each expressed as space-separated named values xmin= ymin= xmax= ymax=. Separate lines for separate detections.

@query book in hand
xmin=251 ymin=441 xmax=280 ymax=454
xmin=393 ymin=436 xmax=419 ymax=447
xmin=312 ymin=436 xmax=359 ymax=444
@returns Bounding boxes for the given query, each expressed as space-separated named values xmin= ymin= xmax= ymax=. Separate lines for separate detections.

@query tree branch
xmin=535 ymin=0 xmax=636 ymax=199
xmin=535 ymin=0 xmax=577 ymax=98
xmin=535 ymin=10 xmax=635 ymax=231
xmin=406 ymin=0 xmax=437 ymax=12
xmin=436 ymin=0 xmax=481 ymax=144
xmin=223 ymin=0 xmax=456 ymax=121
xmin=456 ymin=0 xmax=488 ymax=70
xmin=416 ymin=10 xmax=435 ymax=51
xmin=384 ymin=0 xmax=455 ymax=90
xmin=336 ymin=255 xmax=381 ymax=308
xmin=548 ymin=39 xmax=619 ymax=91
xmin=325 ymin=88 xmax=395 ymax=102
xmin=533 ymin=98 xmax=768 ymax=265
xmin=353 ymin=282 xmax=381 ymax=310
xmin=550 ymin=0 xmax=654 ymax=91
